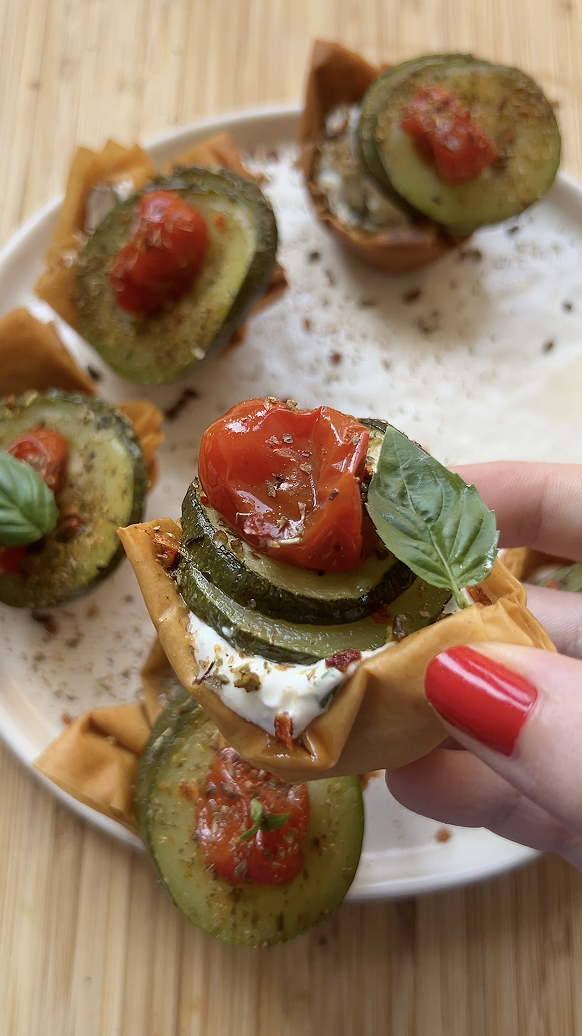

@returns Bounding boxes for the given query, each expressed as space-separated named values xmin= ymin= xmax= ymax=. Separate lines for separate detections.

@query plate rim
xmin=0 ymin=101 xmax=547 ymax=897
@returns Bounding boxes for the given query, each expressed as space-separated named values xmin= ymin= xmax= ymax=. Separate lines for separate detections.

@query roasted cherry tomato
xmin=195 ymin=747 xmax=310 ymax=885
xmin=7 ymin=425 xmax=68 ymax=494
xmin=0 ymin=544 xmax=27 ymax=576
xmin=401 ymin=86 xmax=498 ymax=184
xmin=197 ymin=399 xmax=370 ymax=571
xmin=0 ymin=426 xmax=68 ymax=575
xmin=110 ymin=189 xmax=210 ymax=317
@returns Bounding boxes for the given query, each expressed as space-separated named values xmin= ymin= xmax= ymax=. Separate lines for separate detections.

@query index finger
xmin=453 ymin=462 xmax=582 ymax=562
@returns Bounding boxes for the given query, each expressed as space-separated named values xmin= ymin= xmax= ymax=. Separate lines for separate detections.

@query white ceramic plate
xmin=4 ymin=105 xmax=582 ymax=898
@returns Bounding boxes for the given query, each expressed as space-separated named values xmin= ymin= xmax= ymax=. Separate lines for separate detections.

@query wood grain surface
xmin=2 ymin=1 xmax=582 ymax=1033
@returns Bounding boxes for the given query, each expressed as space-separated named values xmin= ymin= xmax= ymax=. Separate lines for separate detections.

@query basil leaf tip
xmin=365 ymin=426 xmax=498 ymax=608
xmin=0 ymin=452 xmax=59 ymax=548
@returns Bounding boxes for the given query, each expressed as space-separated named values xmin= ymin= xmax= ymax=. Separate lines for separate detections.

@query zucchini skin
xmin=74 ymin=168 xmax=278 ymax=385
xmin=135 ymin=688 xmax=364 ymax=946
xmin=535 ymin=563 xmax=582 ymax=593
xmin=178 ymin=414 xmax=450 ymax=663
xmin=179 ymin=479 xmax=416 ymax=625
xmin=357 ymin=53 xmax=474 ymax=206
xmin=373 ymin=58 xmax=561 ymax=232
xmin=177 ymin=563 xmax=391 ymax=663
xmin=0 ymin=391 xmax=147 ymax=608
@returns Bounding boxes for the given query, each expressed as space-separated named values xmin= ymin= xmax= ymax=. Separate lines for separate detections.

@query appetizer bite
xmin=300 ymin=41 xmax=467 ymax=273
xmin=119 ymin=397 xmax=554 ymax=782
xmin=361 ymin=54 xmax=560 ymax=232
xmin=534 ymin=563 xmax=582 ymax=592
xmin=135 ymin=683 xmax=364 ymax=946
xmin=0 ymin=308 xmax=162 ymax=608
xmin=300 ymin=41 xmax=560 ymax=269
xmin=0 ymin=391 xmax=148 ymax=608
xmin=35 ymin=137 xmax=285 ymax=385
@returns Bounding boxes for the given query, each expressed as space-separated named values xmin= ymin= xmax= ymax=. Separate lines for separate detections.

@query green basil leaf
xmin=240 ymin=798 xmax=263 ymax=841
xmin=366 ymin=426 xmax=498 ymax=608
xmin=261 ymin=811 xmax=290 ymax=832
xmin=0 ymin=452 xmax=59 ymax=547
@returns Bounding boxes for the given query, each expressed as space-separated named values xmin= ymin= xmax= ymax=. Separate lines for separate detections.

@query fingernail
xmin=424 ymin=646 xmax=537 ymax=756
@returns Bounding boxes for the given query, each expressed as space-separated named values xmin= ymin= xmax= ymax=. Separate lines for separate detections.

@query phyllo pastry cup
xmin=34 ymin=134 xmax=286 ymax=337
xmin=299 ymin=40 xmax=466 ymax=275
xmin=118 ymin=518 xmax=554 ymax=783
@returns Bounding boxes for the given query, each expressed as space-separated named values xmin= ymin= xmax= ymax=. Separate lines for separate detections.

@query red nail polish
xmin=424 ymin=646 xmax=537 ymax=756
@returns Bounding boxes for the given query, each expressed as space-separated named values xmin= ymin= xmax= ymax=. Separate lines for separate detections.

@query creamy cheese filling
xmin=186 ymin=611 xmax=384 ymax=737
xmin=185 ymin=585 xmax=466 ymax=738
xmin=84 ymin=176 xmax=136 ymax=235
xmin=314 ymin=104 xmax=409 ymax=233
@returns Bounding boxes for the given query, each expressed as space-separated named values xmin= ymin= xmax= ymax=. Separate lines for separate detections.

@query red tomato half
xmin=197 ymin=399 xmax=370 ymax=571
xmin=401 ymin=86 xmax=498 ymax=184
xmin=7 ymin=425 xmax=68 ymax=494
xmin=195 ymin=747 xmax=310 ymax=885
xmin=110 ymin=189 xmax=210 ymax=316
xmin=0 ymin=544 xmax=27 ymax=576
xmin=1 ymin=426 xmax=68 ymax=575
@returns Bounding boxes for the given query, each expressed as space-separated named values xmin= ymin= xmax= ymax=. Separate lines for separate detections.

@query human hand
xmin=385 ymin=462 xmax=582 ymax=868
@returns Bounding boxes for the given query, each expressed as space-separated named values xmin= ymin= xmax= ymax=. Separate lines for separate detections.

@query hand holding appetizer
xmin=386 ymin=461 xmax=582 ymax=871
xmin=119 ymin=398 xmax=553 ymax=783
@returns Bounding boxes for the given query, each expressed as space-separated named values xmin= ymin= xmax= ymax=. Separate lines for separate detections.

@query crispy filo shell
xmin=299 ymin=40 xmax=465 ymax=274
xmin=118 ymin=518 xmax=554 ymax=783
xmin=34 ymin=639 xmax=168 ymax=833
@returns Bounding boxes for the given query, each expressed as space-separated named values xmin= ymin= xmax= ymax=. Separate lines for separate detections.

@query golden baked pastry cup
xmin=299 ymin=40 xmax=467 ymax=275
xmin=119 ymin=518 xmax=554 ymax=783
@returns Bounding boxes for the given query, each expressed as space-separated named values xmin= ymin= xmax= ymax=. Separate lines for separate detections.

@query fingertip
xmin=423 ymin=644 xmax=537 ymax=757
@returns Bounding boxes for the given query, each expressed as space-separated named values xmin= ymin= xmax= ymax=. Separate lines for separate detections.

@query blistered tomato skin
xmin=0 ymin=426 xmax=68 ymax=575
xmin=110 ymin=190 xmax=210 ymax=317
xmin=197 ymin=398 xmax=370 ymax=571
xmin=401 ymin=86 xmax=498 ymax=184
xmin=195 ymin=747 xmax=310 ymax=885
xmin=7 ymin=426 xmax=68 ymax=494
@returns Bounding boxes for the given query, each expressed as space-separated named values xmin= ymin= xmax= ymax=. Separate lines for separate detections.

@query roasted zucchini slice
xmin=357 ymin=53 xmax=473 ymax=202
xmin=74 ymin=168 xmax=278 ymax=384
xmin=179 ymin=479 xmax=415 ymax=625
xmin=372 ymin=57 xmax=560 ymax=232
xmin=178 ymin=562 xmax=450 ymax=664
xmin=0 ymin=391 xmax=147 ymax=608
xmin=135 ymin=688 xmax=364 ymax=946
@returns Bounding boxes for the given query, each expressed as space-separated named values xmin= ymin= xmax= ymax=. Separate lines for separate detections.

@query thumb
xmin=424 ymin=642 xmax=582 ymax=835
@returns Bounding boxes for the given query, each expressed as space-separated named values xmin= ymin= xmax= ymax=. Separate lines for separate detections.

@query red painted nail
xmin=424 ymin=646 xmax=537 ymax=756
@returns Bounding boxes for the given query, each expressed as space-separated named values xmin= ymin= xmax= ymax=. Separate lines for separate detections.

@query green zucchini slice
xmin=0 ymin=391 xmax=147 ymax=608
xmin=74 ymin=168 xmax=278 ymax=385
xmin=373 ymin=57 xmax=561 ymax=231
xmin=179 ymin=479 xmax=416 ymax=625
xmin=178 ymin=414 xmax=449 ymax=659
xmin=135 ymin=688 xmax=364 ymax=946
xmin=357 ymin=53 xmax=473 ymax=202
xmin=178 ymin=562 xmax=450 ymax=664
xmin=534 ymin=563 xmax=582 ymax=593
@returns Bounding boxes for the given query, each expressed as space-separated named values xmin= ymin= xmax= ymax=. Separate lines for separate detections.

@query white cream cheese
xmin=314 ymin=104 xmax=409 ymax=233
xmin=186 ymin=611 xmax=384 ymax=737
